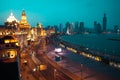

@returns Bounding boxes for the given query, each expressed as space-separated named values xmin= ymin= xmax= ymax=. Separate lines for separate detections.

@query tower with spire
xmin=19 ymin=10 xmax=30 ymax=29
xmin=103 ymin=13 xmax=107 ymax=32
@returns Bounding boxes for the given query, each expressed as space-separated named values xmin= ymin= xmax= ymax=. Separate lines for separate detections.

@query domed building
xmin=5 ymin=12 xmax=19 ymax=30
xmin=6 ymin=12 xmax=18 ymax=23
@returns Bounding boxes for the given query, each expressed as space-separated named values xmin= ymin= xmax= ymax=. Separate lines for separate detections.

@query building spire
xmin=19 ymin=9 xmax=30 ymax=28
xmin=10 ymin=10 xmax=13 ymax=16
xmin=104 ymin=13 xmax=106 ymax=17
xmin=22 ymin=9 xmax=26 ymax=16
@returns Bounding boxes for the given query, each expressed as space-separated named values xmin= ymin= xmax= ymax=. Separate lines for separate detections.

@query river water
xmin=61 ymin=34 xmax=120 ymax=56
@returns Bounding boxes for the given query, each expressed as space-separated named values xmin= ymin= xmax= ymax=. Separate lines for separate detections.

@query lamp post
xmin=81 ymin=64 xmax=83 ymax=80
xmin=54 ymin=69 xmax=56 ymax=80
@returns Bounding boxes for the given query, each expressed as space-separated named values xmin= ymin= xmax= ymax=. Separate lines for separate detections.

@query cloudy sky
xmin=0 ymin=0 xmax=120 ymax=29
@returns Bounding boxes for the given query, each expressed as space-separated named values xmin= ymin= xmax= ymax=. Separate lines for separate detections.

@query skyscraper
xmin=103 ymin=13 xmax=107 ymax=32
xmin=94 ymin=21 xmax=97 ymax=33
xmin=59 ymin=23 xmax=63 ymax=33
xmin=80 ymin=22 xmax=84 ymax=33
xmin=65 ymin=22 xmax=70 ymax=34
xmin=75 ymin=21 xmax=79 ymax=33
xmin=96 ymin=23 xmax=102 ymax=33
xmin=54 ymin=25 xmax=58 ymax=33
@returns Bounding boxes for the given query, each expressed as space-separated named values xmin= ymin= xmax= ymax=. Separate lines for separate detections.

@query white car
xmin=54 ymin=48 xmax=62 ymax=53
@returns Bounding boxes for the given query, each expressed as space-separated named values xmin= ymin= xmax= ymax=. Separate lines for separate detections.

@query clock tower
xmin=19 ymin=10 xmax=30 ymax=29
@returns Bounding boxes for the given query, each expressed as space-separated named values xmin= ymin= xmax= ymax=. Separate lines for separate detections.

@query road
xmin=20 ymin=45 xmax=46 ymax=80
xmin=46 ymin=43 xmax=120 ymax=80
xmin=20 ymin=37 xmax=120 ymax=80
xmin=34 ymin=38 xmax=80 ymax=80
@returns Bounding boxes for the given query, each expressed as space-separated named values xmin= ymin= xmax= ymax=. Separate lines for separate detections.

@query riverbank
xmin=50 ymin=34 xmax=120 ymax=69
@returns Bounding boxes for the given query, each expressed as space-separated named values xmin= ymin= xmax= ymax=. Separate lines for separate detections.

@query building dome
xmin=6 ymin=12 xmax=19 ymax=23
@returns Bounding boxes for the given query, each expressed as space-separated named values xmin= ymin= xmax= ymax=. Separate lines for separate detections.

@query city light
xmin=66 ymin=47 xmax=77 ymax=53
xmin=0 ymin=1 xmax=120 ymax=80
xmin=55 ymin=48 xmax=62 ymax=53
xmin=39 ymin=64 xmax=47 ymax=71
xmin=59 ymin=43 xmax=65 ymax=48
xmin=80 ymin=52 xmax=102 ymax=62
xmin=4 ymin=39 xmax=17 ymax=43
xmin=9 ymin=50 xmax=17 ymax=58
xmin=4 ymin=40 xmax=10 ymax=43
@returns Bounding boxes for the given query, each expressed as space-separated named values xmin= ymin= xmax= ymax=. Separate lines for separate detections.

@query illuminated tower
xmin=19 ymin=10 xmax=30 ymax=29
xmin=103 ymin=13 xmax=107 ymax=32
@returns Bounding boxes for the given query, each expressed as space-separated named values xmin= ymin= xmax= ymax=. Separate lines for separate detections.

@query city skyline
xmin=0 ymin=0 xmax=120 ymax=29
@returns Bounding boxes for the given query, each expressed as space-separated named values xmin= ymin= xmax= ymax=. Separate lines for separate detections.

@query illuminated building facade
xmin=48 ymin=27 xmax=55 ymax=35
xmin=37 ymin=23 xmax=43 ymax=36
xmin=36 ymin=23 xmax=47 ymax=37
xmin=27 ymin=28 xmax=38 ymax=41
xmin=0 ymin=35 xmax=20 ymax=63
xmin=19 ymin=10 xmax=30 ymax=30
xmin=5 ymin=12 xmax=19 ymax=30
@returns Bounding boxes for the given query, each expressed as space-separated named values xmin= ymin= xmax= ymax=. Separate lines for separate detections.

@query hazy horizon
xmin=0 ymin=0 xmax=120 ymax=29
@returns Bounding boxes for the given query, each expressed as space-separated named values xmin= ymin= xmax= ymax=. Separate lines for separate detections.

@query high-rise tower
xmin=75 ymin=21 xmax=79 ymax=33
xmin=80 ymin=22 xmax=84 ymax=33
xmin=103 ymin=13 xmax=107 ymax=32
xmin=19 ymin=10 xmax=30 ymax=29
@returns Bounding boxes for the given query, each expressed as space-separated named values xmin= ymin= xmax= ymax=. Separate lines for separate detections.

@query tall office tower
xmin=59 ymin=23 xmax=63 ymax=33
xmin=94 ymin=21 xmax=97 ymax=33
xmin=65 ymin=22 xmax=70 ymax=34
xmin=69 ymin=22 xmax=74 ymax=34
xmin=103 ymin=13 xmax=107 ymax=32
xmin=80 ymin=22 xmax=84 ymax=33
xmin=75 ymin=21 xmax=79 ymax=33
xmin=19 ymin=10 xmax=30 ymax=29
xmin=54 ymin=25 xmax=59 ymax=33
xmin=96 ymin=23 xmax=102 ymax=33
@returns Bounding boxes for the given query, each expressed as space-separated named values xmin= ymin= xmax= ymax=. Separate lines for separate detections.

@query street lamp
xmin=81 ymin=64 xmax=83 ymax=80
xmin=54 ymin=69 xmax=56 ymax=80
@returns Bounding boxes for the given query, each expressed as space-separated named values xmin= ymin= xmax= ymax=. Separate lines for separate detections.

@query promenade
xmin=46 ymin=43 xmax=120 ymax=80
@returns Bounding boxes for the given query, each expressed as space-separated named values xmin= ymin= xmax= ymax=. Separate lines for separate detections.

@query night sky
xmin=0 ymin=0 xmax=120 ymax=29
